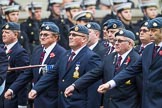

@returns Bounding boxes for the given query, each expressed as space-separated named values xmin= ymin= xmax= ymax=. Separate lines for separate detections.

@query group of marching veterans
xmin=0 ymin=0 xmax=162 ymax=108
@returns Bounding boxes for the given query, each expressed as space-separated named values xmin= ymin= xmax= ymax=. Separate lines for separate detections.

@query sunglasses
xmin=139 ymin=29 xmax=150 ymax=33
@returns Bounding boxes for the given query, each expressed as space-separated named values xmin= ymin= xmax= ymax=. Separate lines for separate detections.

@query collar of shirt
xmin=71 ymin=45 xmax=86 ymax=59
xmin=118 ymin=48 xmax=132 ymax=65
xmin=42 ymin=42 xmax=56 ymax=64
xmin=141 ymin=42 xmax=153 ymax=48
xmin=89 ymin=41 xmax=98 ymax=50
xmin=5 ymin=41 xmax=18 ymax=53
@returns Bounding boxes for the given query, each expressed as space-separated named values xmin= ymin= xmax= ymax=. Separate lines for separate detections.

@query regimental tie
xmin=67 ymin=52 xmax=76 ymax=69
xmin=39 ymin=50 xmax=46 ymax=64
xmin=115 ymin=56 xmax=122 ymax=72
xmin=153 ymin=46 xmax=160 ymax=58
xmin=139 ymin=46 xmax=144 ymax=55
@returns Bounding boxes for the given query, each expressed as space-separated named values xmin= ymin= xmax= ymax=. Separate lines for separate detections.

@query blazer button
xmin=60 ymin=91 xmax=63 ymax=94
xmin=62 ymin=79 xmax=65 ymax=82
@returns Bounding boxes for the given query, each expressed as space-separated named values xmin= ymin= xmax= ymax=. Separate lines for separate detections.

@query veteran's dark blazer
xmin=33 ymin=46 xmax=102 ymax=108
xmin=10 ymin=44 xmax=66 ymax=108
xmin=73 ymin=49 xmax=141 ymax=108
xmin=112 ymin=43 xmax=162 ymax=108
xmin=4 ymin=42 xmax=30 ymax=108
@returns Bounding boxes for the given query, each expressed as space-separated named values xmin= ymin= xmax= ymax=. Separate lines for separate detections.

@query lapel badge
xmin=125 ymin=80 xmax=131 ymax=85
xmin=113 ymin=24 xmax=117 ymax=28
xmin=153 ymin=22 xmax=157 ymax=27
xmin=159 ymin=50 xmax=162 ymax=56
xmin=73 ymin=62 xmax=80 ymax=79
xmin=46 ymin=26 xmax=50 ymax=30
xmin=75 ymin=26 xmax=79 ymax=31
xmin=5 ymin=24 xmax=9 ymax=29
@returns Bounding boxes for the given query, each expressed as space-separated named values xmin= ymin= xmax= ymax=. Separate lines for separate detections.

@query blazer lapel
xmin=151 ymin=47 xmax=162 ymax=66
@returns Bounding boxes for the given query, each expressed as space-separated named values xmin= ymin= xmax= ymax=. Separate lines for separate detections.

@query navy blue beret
xmin=148 ymin=17 xmax=162 ymax=29
xmin=70 ymin=25 xmax=89 ymax=35
xmin=115 ymin=29 xmax=135 ymax=41
xmin=2 ymin=22 xmax=20 ymax=30
xmin=140 ymin=20 xmax=150 ymax=28
xmin=86 ymin=22 xmax=101 ymax=31
xmin=105 ymin=19 xmax=125 ymax=29
xmin=40 ymin=22 xmax=59 ymax=34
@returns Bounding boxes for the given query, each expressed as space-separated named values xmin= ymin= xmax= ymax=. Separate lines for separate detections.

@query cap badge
xmin=75 ymin=26 xmax=79 ymax=31
xmin=85 ymin=13 xmax=91 ymax=19
xmin=119 ymin=30 xmax=124 ymax=34
xmin=153 ymin=22 xmax=157 ymax=27
xmin=87 ymin=23 xmax=91 ymax=28
xmin=5 ymin=24 xmax=9 ymax=29
xmin=144 ymin=22 xmax=148 ymax=26
xmin=113 ymin=24 xmax=117 ymax=28
xmin=46 ymin=26 xmax=50 ymax=30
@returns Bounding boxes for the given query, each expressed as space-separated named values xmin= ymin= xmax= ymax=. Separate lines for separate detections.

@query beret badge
xmin=119 ymin=30 xmax=124 ymax=34
xmin=144 ymin=22 xmax=148 ymax=25
xmin=46 ymin=26 xmax=50 ymax=30
xmin=153 ymin=22 xmax=158 ymax=27
xmin=113 ymin=24 xmax=117 ymax=28
xmin=5 ymin=24 xmax=9 ymax=29
xmin=74 ymin=26 xmax=79 ymax=31
xmin=87 ymin=23 xmax=91 ymax=28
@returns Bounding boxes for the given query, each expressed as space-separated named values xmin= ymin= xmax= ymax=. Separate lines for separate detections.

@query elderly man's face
xmin=150 ymin=28 xmax=162 ymax=44
xmin=139 ymin=26 xmax=151 ymax=43
xmin=68 ymin=31 xmax=88 ymax=51
xmin=114 ymin=36 xmax=130 ymax=55
xmin=2 ymin=29 xmax=17 ymax=45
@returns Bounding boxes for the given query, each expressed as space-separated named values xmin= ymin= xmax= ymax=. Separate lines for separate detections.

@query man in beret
xmin=65 ymin=29 xmax=141 ymax=108
xmin=102 ymin=19 xmax=125 ymax=56
xmin=4 ymin=22 xmax=66 ymax=108
xmin=1 ymin=22 xmax=30 ymax=108
xmin=98 ymin=17 xmax=162 ymax=108
xmin=28 ymin=25 xmax=102 ymax=108
xmin=86 ymin=22 xmax=106 ymax=59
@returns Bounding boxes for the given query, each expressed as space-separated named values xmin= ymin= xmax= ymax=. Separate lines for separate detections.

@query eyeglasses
xmin=39 ymin=33 xmax=51 ymax=37
xmin=69 ymin=33 xmax=85 ymax=37
xmin=114 ymin=39 xmax=129 ymax=43
xmin=139 ymin=29 xmax=150 ymax=33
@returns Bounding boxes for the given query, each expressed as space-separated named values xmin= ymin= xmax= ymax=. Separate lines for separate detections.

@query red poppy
xmin=7 ymin=50 xmax=12 ymax=54
xmin=159 ymin=50 xmax=162 ymax=56
xmin=50 ymin=52 xmax=55 ymax=58
xmin=125 ymin=56 xmax=131 ymax=65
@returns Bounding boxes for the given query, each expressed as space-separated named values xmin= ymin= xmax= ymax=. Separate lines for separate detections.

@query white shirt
xmin=89 ymin=41 xmax=98 ymax=50
xmin=5 ymin=41 xmax=17 ymax=54
xmin=71 ymin=45 xmax=86 ymax=60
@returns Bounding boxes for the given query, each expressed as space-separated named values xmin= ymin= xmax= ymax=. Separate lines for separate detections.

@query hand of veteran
xmin=28 ymin=89 xmax=37 ymax=99
xmin=4 ymin=89 xmax=13 ymax=100
xmin=97 ymin=83 xmax=110 ymax=93
xmin=64 ymin=84 xmax=75 ymax=97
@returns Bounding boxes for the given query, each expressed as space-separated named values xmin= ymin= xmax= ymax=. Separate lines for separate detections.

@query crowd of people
xmin=0 ymin=0 xmax=162 ymax=108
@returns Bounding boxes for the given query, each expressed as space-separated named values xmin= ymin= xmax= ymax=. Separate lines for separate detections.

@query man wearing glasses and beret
xmin=4 ymin=22 xmax=66 ymax=108
xmin=28 ymin=25 xmax=102 ymax=108
xmin=65 ymin=29 xmax=141 ymax=108
xmin=98 ymin=17 xmax=162 ymax=108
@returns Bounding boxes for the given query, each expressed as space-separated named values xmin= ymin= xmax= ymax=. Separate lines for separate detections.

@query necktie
xmin=153 ymin=46 xmax=160 ymax=58
xmin=4 ymin=46 xmax=7 ymax=51
xmin=39 ymin=50 xmax=46 ymax=64
xmin=67 ymin=52 xmax=76 ymax=69
xmin=115 ymin=56 xmax=122 ymax=72
xmin=139 ymin=46 xmax=144 ymax=55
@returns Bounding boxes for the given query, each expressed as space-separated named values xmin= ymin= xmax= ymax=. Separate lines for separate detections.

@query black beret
xmin=86 ymin=22 xmax=101 ymax=31
xmin=148 ymin=17 xmax=162 ymax=29
xmin=40 ymin=22 xmax=59 ymax=34
xmin=70 ymin=25 xmax=89 ymax=35
xmin=2 ymin=22 xmax=20 ymax=31
xmin=115 ymin=29 xmax=135 ymax=41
